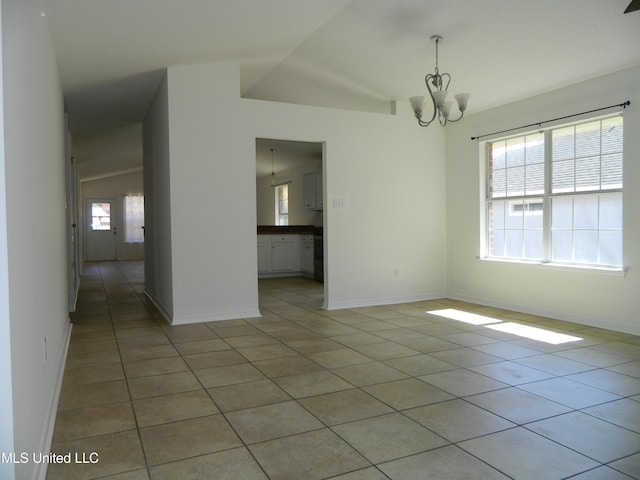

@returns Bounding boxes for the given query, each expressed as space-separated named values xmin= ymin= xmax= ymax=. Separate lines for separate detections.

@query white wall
xmin=245 ymin=98 xmax=447 ymax=309
xmin=143 ymin=60 xmax=445 ymax=323
xmin=81 ymin=170 xmax=144 ymax=261
xmin=159 ymin=62 xmax=261 ymax=323
xmin=1 ymin=1 xmax=70 ymax=479
xmin=0 ymin=3 xmax=13 ymax=477
xmin=143 ymin=72 xmax=173 ymax=319
xmin=256 ymin=157 xmax=323 ymax=226
xmin=446 ymin=65 xmax=640 ymax=334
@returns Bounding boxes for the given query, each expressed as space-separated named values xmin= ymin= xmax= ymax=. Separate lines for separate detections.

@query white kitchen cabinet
xmin=304 ymin=172 xmax=323 ymax=210
xmin=257 ymin=236 xmax=271 ymax=273
xmin=258 ymin=234 xmax=302 ymax=276
xmin=271 ymin=235 xmax=300 ymax=272
xmin=300 ymin=234 xmax=314 ymax=278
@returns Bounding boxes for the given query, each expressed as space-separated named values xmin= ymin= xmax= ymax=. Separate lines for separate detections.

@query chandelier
xmin=410 ymin=35 xmax=470 ymax=127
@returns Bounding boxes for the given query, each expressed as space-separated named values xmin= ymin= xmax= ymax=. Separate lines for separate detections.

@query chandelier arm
xmin=414 ymin=74 xmax=438 ymax=127
xmin=426 ymin=73 xmax=448 ymax=125
xmin=439 ymin=72 xmax=451 ymax=92
xmin=446 ymin=110 xmax=465 ymax=123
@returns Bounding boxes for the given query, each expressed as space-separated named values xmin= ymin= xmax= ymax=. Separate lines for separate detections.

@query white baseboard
xmin=37 ymin=320 xmax=72 ymax=480
xmin=447 ymin=292 xmax=640 ymax=336
xmin=144 ymin=289 xmax=261 ymax=325
xmin=143 ymin=288 xmax=172 ymax=325
xmin=171 ymin=307 xmax=262 ymax=325
xmin=325 ymin=293 xmax=444 ymax=311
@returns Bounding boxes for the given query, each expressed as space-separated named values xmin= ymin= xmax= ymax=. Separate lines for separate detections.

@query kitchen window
xmin=484 ymin=114 xmax=623 ymax=269
xmin=275 ymin=184 xmax=288 ymax=226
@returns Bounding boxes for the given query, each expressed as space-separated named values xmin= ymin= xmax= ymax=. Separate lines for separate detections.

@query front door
xmin=85 ymin=198 xmax=117 ymax=261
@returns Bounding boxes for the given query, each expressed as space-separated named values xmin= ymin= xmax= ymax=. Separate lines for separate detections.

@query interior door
xmin=85 ymin=198 xmax=117 ymax=261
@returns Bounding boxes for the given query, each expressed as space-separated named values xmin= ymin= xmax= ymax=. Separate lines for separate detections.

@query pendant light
xmin=410 ymin=35 xmax=470 ymax=127
xmin=270 ymin=148 xmax=276 ymax=187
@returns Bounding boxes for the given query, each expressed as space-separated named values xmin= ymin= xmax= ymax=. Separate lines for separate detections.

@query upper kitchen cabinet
xmin=304 ymin=171 xmax=323 ymax=210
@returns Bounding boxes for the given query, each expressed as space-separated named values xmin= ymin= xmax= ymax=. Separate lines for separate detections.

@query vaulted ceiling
xmin=43 ymin=0 xmax=640 ymax=180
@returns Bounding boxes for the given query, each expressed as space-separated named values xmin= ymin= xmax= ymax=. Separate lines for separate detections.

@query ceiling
xmin=42 ymin=0 xmax=640 ymax=180
xmin=255 ymin=139 xmax=322 ymax=179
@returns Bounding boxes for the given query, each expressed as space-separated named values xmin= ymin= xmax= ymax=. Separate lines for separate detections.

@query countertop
xmin=257 ymin=225 xmax=322 ymax=235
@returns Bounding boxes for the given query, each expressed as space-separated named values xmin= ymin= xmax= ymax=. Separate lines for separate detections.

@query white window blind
xmin=124 ymin=195 xmax=144 ymax=243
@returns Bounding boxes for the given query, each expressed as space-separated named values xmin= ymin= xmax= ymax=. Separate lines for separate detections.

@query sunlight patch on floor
xmin=485 ymin=322 xmax=583 ymax=345
xmin=427 ymin=308 xmax=583 ymax=345
xmin=427 ymin=308 xmax=502 ymax=325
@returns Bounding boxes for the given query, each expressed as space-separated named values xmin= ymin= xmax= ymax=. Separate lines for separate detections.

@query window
xmin=123 ymin=195 xmax=144 ymax=243
xmin=485 ymin=115 xmax=623 ymax=268
xmin=90 ymin=202 xmax=111 ymax=230
xmin=275 ymin=184 xmax=288 ymax=226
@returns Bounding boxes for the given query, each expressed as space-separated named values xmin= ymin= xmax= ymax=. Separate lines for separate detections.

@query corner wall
xmin=1 ymin=1 xmax=70 ymax=479
xmin=0 ymin=2 xmax=13 ymax=477
xmin=163 ymin=62 xmax=261 ymax=323
xmin=143 ymin=72 xmax=173 ymax=320
xmin=445 ymin=65 xmax=640 ymax=334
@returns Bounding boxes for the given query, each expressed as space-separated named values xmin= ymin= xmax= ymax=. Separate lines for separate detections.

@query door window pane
xmin=91 ymin=202 xmax=111 ymax=230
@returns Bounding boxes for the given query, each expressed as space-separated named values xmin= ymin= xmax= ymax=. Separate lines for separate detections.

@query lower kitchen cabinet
xmin=257 ymin=236 xmax=271 ymax=274
xmin=271 ymin=235 xmax=300 ymax=272
xmin=300 ymin=234 xmax=314 ymax=278
xmin=257 ymin=234 xmax=302 ymax=276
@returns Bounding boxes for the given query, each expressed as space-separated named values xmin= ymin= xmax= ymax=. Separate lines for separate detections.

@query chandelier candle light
xmin=410 ymin=35 xmax=470 ymax=127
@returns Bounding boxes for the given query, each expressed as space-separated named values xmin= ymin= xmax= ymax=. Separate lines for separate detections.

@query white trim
xmin=69 ymin=282 xmax=80 ymax=313
xmin=145 ymin=289 xmax=261 ymax=325
xmin=143 ymin=288 xmax=172 ymax=324
xmin=477 ymin=256 xmax=627 ymax=277
xmin=447 ymin=292 xmax=640 ymax=336
xmin=325 ymin=293 xmax=443 ymax=311
xmin=79 ymin=166 xmax=143 ymax=183
xmin=38 ymin=321 xmax=72 ymax=480
xmin=171 ymin=307 xmax=262 ymax=325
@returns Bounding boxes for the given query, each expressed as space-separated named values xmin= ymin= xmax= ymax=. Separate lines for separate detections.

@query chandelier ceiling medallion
xmin=410 ymin=35 xmax=470 ymax=127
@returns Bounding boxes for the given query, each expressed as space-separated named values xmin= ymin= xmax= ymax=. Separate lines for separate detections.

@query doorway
xmin=255 ymin=138 xmax=326 ymax=307
xmin=85 ymin=197 xmax=118 ymax=261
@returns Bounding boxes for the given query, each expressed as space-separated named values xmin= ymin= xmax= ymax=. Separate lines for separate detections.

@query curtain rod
xmin=470 ymin=100 xmax=630 ymax=141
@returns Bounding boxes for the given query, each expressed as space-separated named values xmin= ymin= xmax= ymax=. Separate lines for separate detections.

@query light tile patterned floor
xmin=47 ymin=261 xmax=640 ymax=479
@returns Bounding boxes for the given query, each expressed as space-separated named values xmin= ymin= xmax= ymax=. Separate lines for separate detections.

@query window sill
xmin=478 ymin=256 xmax=627 ymax=277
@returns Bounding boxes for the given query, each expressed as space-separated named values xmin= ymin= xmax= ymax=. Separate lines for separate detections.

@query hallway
xmin=47 ymin=261 xmax=640 ymax=479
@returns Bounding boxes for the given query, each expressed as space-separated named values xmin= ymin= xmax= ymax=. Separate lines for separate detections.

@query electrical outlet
xmin=393 ymin=268 xmax=399 ymax=278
